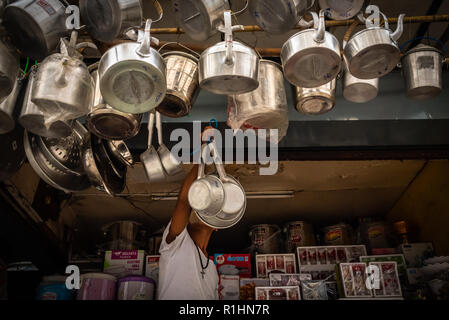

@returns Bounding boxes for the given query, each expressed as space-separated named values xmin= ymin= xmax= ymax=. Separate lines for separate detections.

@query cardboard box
xmin=214 ymin=254 xmax=251 ymax=278
xmin=359 ymin=254 xmax=407 ymax=279
xmin=297 ymin=245 xmax=367 ymax=266
xmin=400 ymin=243 xmax=434 ymax=267
xmin=239 ymin=278 xmax=270 ymax=300
xmin=337 ymin=263 xmax=373 ymax=298
xmin=145 ymin=255 xmax=160 ymax=285
xmin=255 ymin=286 xmax=301 ymax=300
xmin=103 ymin=250 xmax=144 ymax=278
xmin=255 ymin=254 xmax=296 ymax=278
xmin=218 ymin=275 xmax=240 ymax=300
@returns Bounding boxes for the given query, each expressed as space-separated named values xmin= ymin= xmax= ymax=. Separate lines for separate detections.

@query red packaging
xmin=371 ymin=248 xmax=398 ymax=255
xmin=276 ymin=256 xmax=285 ymax=269
xmin=266 ymin=256 xmax=275 ymax=271
xmin=214 ymin=254 xmax=252 ymax=278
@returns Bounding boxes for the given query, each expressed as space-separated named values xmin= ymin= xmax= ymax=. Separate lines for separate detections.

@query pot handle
xmin=136 ymin=19 xmax=157 ymax=57
xmin=155 ymin=111 xmax=163 ymax=147
xmin=399 ymin=36 xmax=447 ymax=53
xmin=197 ymin=144 xmax=207 ymax=180
xmin=217 ymin=11 xmax=244 ymax=65
xmin=147 ymin=112 xmax=156 ymax=150
xmin=313 ymin=10 xmax=326 ymax=43
xmin=209 ymin=141 xmax=231 ymax=183
xmin=157 ymin=41 xmax=201 ymax=58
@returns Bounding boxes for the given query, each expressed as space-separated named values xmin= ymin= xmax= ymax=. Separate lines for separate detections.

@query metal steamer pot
xmin=402 ymin=44 xmax=443 ymax=100
xmin=0 ymin=73 xmax=24 ymax=134
xmin=281 ymin=10 xmax=341 ymax=88
xmin=343 ymin=63 xmax=379 ymax=103
xmin=199 ymin=11 xmax=259 ymax=95
xmin=80 ymin=0 xmax=144 ymax=42
xmin=0 ymin=40 xmax=19 ymax=102
xmin=4 ymin=0 xmax=70 ymax=61
xmin=19 ymin=66 xmax=73 ymax=138
xmin=99 ymin=19 xmax=166 ymax=114
xmin=294 ymin=78 xmax=336 ymax=115
xmin=318 ymin=0 xmax=369 ymax=20
xmin=249 ymin=0 xmax=315 ymax=34
xmin=88 ymin=66 xmax=142 ymax=141
xmin=172 ymin=0 xmax=230 ymax=41
xmin=344 ymin=9 xmax=405 ymax=79
xmin=157 ymin=50 xmax=200 ymax=118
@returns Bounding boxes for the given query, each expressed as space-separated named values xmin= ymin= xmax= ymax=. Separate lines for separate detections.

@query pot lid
xmin=201 ymin=41 xmax=257 ymax=57
xmin=405 ymin=44 xmax=443 ymax=56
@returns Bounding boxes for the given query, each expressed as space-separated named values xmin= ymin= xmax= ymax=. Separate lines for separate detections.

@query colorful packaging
xmin=400 ymin=243 xmax=435 ymax=267
xmin=322 ymin=223 xmax=352 ymax=245
xmin=214 ymin=254 xmax=251 ymax=278
xmin=145 ymin=255 xmax=160 ymax=285
xmin=239 ymin=278 xmax=270 ymax=300
xmin=369 ymin=262 xmax=402 ymax=297
xmin=218 ymin=275 xmax=240 ymax=300
xmin=283 ymin=221 xmax=315 ymax=252
xmin=338 ymin=263 xmax=373 ymax=298
xmin=297 ymin=245 xmax=367 ymax=266
xmin=269 ymin=273 xmax=311 ymax=287
xmin=301 ymin=280 xmax=328 ymax=300
xmin=255 ymin=286 xmax=300 ymax=300
xmin=255 ymin=254 xmax=296 ymax=278
xmin=359 ymin=254 xmax=406 ymax=279
xmin=103 ymin=250 xmax=144 ymax=278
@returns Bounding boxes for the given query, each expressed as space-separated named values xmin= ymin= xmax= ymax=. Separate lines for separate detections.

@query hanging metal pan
xmin=318 ymin=0 xmax=369 ymax=20
xmin=0 ymin=40 xmax=19 ymax=101
xmin=0 ymin=72 xmax=24 ymax=134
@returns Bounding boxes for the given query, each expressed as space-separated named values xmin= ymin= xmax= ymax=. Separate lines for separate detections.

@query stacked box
xmin=214 ymin=254 xmax=251 ymax=278
xmin=255 ymin=286 xmax=301 ymax=300
xmin=255 ymin=254 xmax=296 ymax=278
xmin=103 ymin=250 xmax=144 ymax=278
xmin=239 ymin=278 xmax=270 ymax=300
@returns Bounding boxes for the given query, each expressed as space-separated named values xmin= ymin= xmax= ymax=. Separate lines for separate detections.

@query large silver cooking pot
xmin=157 ymin=49 xmax=200 ymax=118
xmin=227 ymin=60 xmax=288 ymax=143
xmin=4 ymin=0 xmax=70 ymax=61
xmin=31 ymin=39 xmax=93 ymax=122
xmin=88 ymin=66 xmax=142 ymax=140
xmin=294 ymin=78 xmax=336 ymax=115
xmin=80 ymin=0 xmax=143 ymax=42
xmin=402 ymin=44 xmax=443 ymax=100
xmin=0 ymin=74 xmax=23 ymax=134
xmin=281 ymin=10 xmax=341 ymax=88
xmin=249 ymin=0 xmax=314 ymax=34
xmin=0 ymin=40 xmax=19 ymax=102
xmin=344 ymin=7 xmax=405 ymax=79
xmin=99 ymin=19 xmax=166 ymax=114
xmin=172 ymin=0 xmax=229 ymax=41
xmin=199 ymin=11 xmax=259 ymax=95
xmin=343 ymin=63 xmax=379 ymax=103
xmin=318 ymin=0 xmax=369 ymax=20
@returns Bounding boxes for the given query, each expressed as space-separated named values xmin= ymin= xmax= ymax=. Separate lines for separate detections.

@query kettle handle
xmin=147 ymin=111 xmax=155 ymax=149
xmin=137 ymin=19 xmax=155 ymax=57
xmin=312 ymin=10 xmax=326 ymax=43
xmin=209 ymin=141 xmax=232 ymax=183
xmin=218 ymin=10 xmax=244 ymax=65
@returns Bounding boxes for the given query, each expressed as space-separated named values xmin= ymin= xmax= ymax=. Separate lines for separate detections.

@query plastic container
xmin=283 ymin=221 xmax=315 ymax=253
xmin=77 ymin=273 xmax=117 ymax=300
xmin=37 ymin=275 xmax=73 ymax=300
xmin=117 ymin=276 xmax=155 ymax=300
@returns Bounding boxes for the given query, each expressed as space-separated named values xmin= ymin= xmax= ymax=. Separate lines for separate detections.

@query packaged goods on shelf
xmin=369 ymin=261 xmax=402 ymax=297
xmin=218 ymin=275 xmax=240 ymax=300
xmin=337 ymin=263 xmax=373 ymax=298
xmin=301 ymin=280 xmax=329 ymax=300
xmin=103 ymin=250 xmax=144 ymax=278
xmin=255 ymin=253 xmax=296 ymax=278
xmin=269 ymin=273 xmax=311 ymax=287
xmin=145 ymin=255 xmax=160 ymax=285
xmin=400 ymin=243 xmax=435 ymax=267
xmin=322 ymin=223 xmax=353 ymax=245
xmin=283 ymin=221 xmax=315 ymax=253
xmin=297 ymin=245 xmax=367 ymax=267
xmin=214 ymin=254 xmax=252 ymax=278
xmin=239 ymin=278 xmax=270 ymax=300
xmin=255 ymin=286 xmax=301 ymax=300
xmin=359 ymin=254 xmax=407 ymax=280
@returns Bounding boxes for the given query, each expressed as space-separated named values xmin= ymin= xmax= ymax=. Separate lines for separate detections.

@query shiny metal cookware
xmin=0 ymin=40 xmax=19 ymax=102
xmin=343 ymin=63 xmax=379 ymax=103
xmin=402 ymin=44 xmax=443 ymax=100
xmin=318 ymin=0 xmax=369 ymax=20
xmin=227 ymin=60 xmax=288 ymax=142
xmin=4 ymin=0 xmax=70 ymax=61
xmin=88 ymin=67 xmax=142 ymax=140
xmin=140 ymin=112 xmax=166 ymax=183
xmin=157 ymin=50 xmax=200 ymax=118
xmin=281 ymin=10 xmax=341 ymax=88
xmin=19 ymin=66 xmax=73 ymax=138
xmin=80 ymin=0 xmax=144 ymax=42
xmin=199 ymin=11 xmax=259 ymax=95
xmin=249 ymin=0 xmax=315 ymax=34
xmin=99 ymin=19 xmax=166 ymax=114
xmin=172 ymin=0 xmax=229 ymax=41
xmin=24 ymin=121 xmax=91 ymax=193
xmin=31 ymin=38 xmax=93 ymax=122
xmin=294 ymin=78 xmax=336 ymax=115
xmin=344 ymin=7 xmax=405 ymax=79
xmin=0 ymin=74 xmax=24 ymax=134
xmin=105 ymin=140 xmax=134 ymax=167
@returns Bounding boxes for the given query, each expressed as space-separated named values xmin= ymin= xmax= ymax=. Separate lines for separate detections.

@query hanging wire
xmin=23 ymin=57 xmax=29 ymax=75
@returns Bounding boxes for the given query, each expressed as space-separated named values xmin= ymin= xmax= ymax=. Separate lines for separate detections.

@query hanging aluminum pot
xmin=402 ymin=44 xmax=443 ymax=100
xmin=293 ymin=78 xmax=336 ymax=115
xmin=344 ymin=7 xmax=405 ymax=79
xmin=318 ymin=0 xmax=369 ymax=20
xmin=19 ymin=66 xmax=73 ymax=138
xmin=343 ymin=63 xmax=379 ymax=103
xmin=199 ymin=11 xmax=259 ymax=95
xmin=0 ymin=73 xmax=23 ymax=134
xmin=99 ymin=19 xmax=166 ymax=114
xmin=281 ymin=10 xmax=341 ymax=88
xmin=4 ymin=0 xmax=70 ymax=61
xmin=249 ymin=0 xmax=315 ymax=34
xmin=157 ymin=50 xmax=200 ymax=118
xmin=87 ymin=65 xmax=142 ymax=141
xmin=80 ymin=0 xmax=144 ymax=42
xmin=172 ymin=0 xmax=230 ymax=41
xmin=0 ymin=40 xmax=19 ymax=102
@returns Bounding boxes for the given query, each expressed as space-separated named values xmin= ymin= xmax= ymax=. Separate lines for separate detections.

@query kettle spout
xmin=391 ymin=14 xmax=406 ymax=42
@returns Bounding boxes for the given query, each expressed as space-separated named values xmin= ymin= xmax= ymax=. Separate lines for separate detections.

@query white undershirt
xmin=157 ymin=221 xmax=219 ymax=300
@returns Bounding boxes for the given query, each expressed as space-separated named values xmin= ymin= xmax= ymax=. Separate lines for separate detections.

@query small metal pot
xmin=172 ymin=0 xmax=230 ymax=41
xmin=80 ymin=0 xmax=143 ymax=42
xmin=343 ymin=63 xmax=379 ymax=103
xmin=157 ymin=51 xmax=200 ymax=118
xmin=215 ymin=174 xmax=246 ymax=222
xmin=281 ymin=10 xmax=341 ymax=88
xmin=0 ymin=40 xmax=19 ymax=101
xmin=87 ymin=68 xmax=142 ymax=140
xmin=0 ymin=74 xmax=23 ymax=134
xmin=249 ymin=0 xmax=314 ymax=34
xmin=4 ymin=0 xmax=70 ymax=61
xmin=344 ymin=10 xmax=405 ymax=79
xmin=105 ymin=140 xmax=134 ymax=167
xmin=199 ymin=11 xmax=259 ymax=95
xmin=402 ymin=44 xmax=443 ymax=100
xmin=318 ymin=0 xmax=368 ymax=20
xmin=294 ymin=78 xmax=336 ymax=115
xmin=99 ymin=20 xmax=166 ymax=114
xmin=140 ymin=112 xmax=166 ymax=183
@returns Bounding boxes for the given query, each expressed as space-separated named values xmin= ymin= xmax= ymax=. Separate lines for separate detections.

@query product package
xmin=214 ymin=254 xmax=252 ymax=278
xmin=297 ymin=245 xmax=367 ymax=266
xmin=359 ymin=254 xmax=407 ymax=280
xmin=283 ymin=221 xmax=315 ymax=252
xmin=255 ymin=254 xmax=296 ymax=278
xmin=369 ymin=262 xmax=402 ymax=297
xmin=269 ymin=273 xmax=311 ymax=287
xmin=255 ymin=286 xmax=301 ymax=300
xmin=145 ymin=255 xmax=160 ymax=285
xmin=218 ymin=275 xmax=240 ymax=300
xmin=239 ymin=278 xmax=270 ymax=300
xmin=103 ymin=250 xmax=144 ymax=278
xmin=338 ymin=263 xmax=373 ymax=298
xmin=301 ymin=280 xmax=329 ymax=300
xmin=400 ymin=243 xmax=435 ymax=267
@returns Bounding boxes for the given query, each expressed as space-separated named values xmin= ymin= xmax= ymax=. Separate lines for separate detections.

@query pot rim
xmin=162 ymin=50 xmax=199 ymax=63
xmin=200 ymin=41 xmax=258 ymax=57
